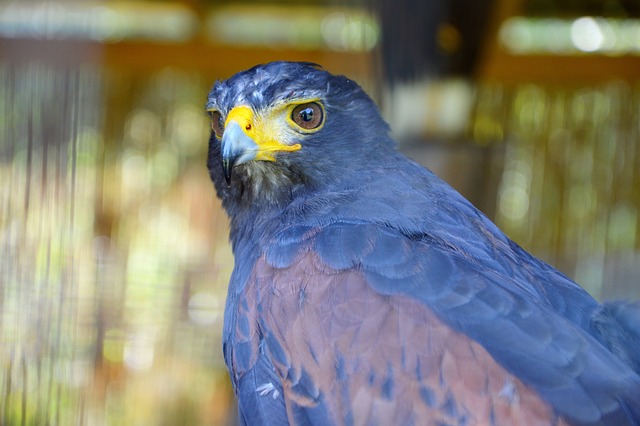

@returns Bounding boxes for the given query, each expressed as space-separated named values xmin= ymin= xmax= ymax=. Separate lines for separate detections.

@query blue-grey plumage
xmin=206 ymin=61 xmax=640 ymax=425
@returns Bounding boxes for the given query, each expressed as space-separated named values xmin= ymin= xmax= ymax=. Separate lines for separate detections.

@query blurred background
xmin=0 ymin=0 xmax=639 ymax=424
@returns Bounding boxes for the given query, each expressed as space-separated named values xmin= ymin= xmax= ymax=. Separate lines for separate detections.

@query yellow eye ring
xmin=287 ymin=101 xmax=325 ymax=133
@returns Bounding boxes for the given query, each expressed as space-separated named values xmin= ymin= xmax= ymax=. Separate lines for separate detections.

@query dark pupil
xmin=299 ymin=107 xmax=314 ymax=122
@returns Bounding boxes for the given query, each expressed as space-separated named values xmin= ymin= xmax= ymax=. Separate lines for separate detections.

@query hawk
xmin=206 ymin=61 xmax=640 ymax=425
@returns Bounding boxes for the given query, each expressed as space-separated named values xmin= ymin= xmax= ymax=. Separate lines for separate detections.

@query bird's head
xmin=206 ymin=61 xmax=393 ymax=212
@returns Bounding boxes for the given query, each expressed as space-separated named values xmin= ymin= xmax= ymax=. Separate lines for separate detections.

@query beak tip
xmin=222 ymin=158 xmax=233 ymax=186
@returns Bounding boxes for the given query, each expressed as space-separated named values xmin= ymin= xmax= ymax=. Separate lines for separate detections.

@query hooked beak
xmin=219 ymin=105 xmax=302 ymax=186
xmin=221 ymin=121 xmax=259 ymax=185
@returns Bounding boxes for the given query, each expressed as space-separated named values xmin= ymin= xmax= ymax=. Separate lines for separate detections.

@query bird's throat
xmin=223 ymin=161 xmax=307 ymax=212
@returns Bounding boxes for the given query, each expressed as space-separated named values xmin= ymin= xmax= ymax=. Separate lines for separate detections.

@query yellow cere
xmin=225 ymin=104 xmax=304 ymax=162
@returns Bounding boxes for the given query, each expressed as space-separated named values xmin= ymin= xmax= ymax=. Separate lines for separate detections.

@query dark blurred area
xmin=0 ymin=0 xmax=638 ymax=424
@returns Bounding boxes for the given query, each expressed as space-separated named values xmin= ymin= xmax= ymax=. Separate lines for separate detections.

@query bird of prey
xmin=206 ymin=61 xmax=640 ymax=425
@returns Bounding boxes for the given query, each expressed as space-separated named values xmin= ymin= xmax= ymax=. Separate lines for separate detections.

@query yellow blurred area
xmin=0 ymin=64 xmax=235 ymax=425
xmin=0 ymin=0 xmax=639 ymax=425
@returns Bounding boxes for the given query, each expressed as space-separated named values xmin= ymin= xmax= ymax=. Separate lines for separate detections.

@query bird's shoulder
xmin=237 ymin=247 xmax=572 ymax=425
xmin=255 ymin=217 xmax=640 ymax=424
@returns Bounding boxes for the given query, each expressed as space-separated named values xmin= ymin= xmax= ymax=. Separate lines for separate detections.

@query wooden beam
xmin=0 ymin=37 xmax=373 ymax=79
xmin=479 ymin=51 xmax=640 ymax=84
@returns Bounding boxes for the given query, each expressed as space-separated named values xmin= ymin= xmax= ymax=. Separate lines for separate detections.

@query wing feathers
xmin=235 ymin=250 xmax=572 ymax=425
xmin=242 ymin=221 xmax=640 ymax=425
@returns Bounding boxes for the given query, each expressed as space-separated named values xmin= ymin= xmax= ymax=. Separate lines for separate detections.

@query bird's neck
xmin=220 ymin=150 xmax=400 ymax=251
xmin=219 ymin=163 xmax=312 ymax=252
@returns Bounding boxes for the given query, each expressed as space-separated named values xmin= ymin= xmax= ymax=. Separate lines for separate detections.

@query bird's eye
xmin=210 ymin=110 xmax=225 ymax=138
xmin=291 ymin=102 xmax=323 ymax=131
